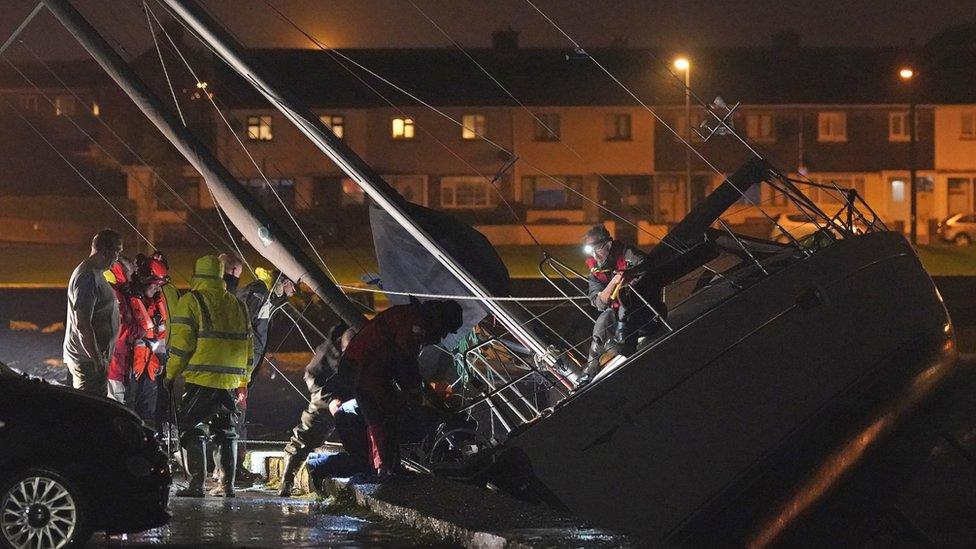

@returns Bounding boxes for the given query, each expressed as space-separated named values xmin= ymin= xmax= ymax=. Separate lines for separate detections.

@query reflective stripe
xmin=171 ymin=316 xmax=194 ymax=326
xmin=185 ymin=364 xmax=247 ymax=376
xmin=170 ymin=347 xmax=190 ymax=358
xmin=190 ymin=291 xmax=213 ymax=331
xmin=199 ymin=331 xmax=249 ymax=340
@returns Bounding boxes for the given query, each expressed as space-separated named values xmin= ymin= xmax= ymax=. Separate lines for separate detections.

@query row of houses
xmin=2 ymin=30 xmax=975 ymax=245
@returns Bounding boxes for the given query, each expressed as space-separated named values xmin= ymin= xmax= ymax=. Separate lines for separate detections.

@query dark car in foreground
xmin=0 ymin=361 xmax=170 ymax=548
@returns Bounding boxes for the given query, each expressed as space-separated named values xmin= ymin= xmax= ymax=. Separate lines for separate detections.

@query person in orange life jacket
xmin=121 ymin=253 xmax=171 ymax=427
xmin=582 ymin=224 xmax=648 ymax=378
xmin=337 ymin=299 xmax=463 ymax=478
xmin=105 ymin=257 xmax=136 ymax=403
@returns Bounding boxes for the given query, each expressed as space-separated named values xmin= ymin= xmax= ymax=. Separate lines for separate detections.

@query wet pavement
xmin=88 ymin=489 xmax=457 ymax=548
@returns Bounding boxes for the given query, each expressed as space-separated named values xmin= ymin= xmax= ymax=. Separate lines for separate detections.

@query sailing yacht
xmin=36 ymin=0 xmax=960 ymax=544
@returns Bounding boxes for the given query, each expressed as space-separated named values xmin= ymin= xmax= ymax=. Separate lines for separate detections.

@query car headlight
xmin=112 ymin=417 xmax=148 ymax=449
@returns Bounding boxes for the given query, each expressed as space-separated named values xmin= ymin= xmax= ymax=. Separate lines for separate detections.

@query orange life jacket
xmin=131 ymin=293 xmax=168 ymax=381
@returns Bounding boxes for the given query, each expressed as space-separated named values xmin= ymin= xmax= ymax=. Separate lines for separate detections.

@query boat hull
xmin=487 ymin=232 xmax=958 ymax=544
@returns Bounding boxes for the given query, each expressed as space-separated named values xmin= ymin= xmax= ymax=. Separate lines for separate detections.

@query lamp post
xmin=900 ymin=67 xmax=917 ymax=244
xmin=674 ymin=57 xmax=692 ymax=214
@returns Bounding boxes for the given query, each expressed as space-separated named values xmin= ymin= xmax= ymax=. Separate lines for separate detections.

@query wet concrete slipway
xmin=87 ymin=490 xmax=455 ymax=548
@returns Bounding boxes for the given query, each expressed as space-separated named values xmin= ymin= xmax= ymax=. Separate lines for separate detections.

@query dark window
xmin=533 ymin=113 xmax=561 ymax=141
xmin=522 ymin=176 xmax=583 ymax=208
xmin=605 ymin=114 xmax=632 ymax=140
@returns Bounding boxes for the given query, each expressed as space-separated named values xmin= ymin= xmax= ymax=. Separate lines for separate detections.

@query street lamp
xmin=900 ymin=66 xmax=917 ymax=244
xmin=674 ymin=57 xmax=692 ymax=213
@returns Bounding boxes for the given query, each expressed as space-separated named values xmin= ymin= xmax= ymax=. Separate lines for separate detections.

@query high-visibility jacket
xmin=166 ymin=273 xmax=253 ymax=390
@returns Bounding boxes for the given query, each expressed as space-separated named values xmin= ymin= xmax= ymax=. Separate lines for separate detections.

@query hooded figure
xmin=164 ymin=255 xmax=253 ymax=498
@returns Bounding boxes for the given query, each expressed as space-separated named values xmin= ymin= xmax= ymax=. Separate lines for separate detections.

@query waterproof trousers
xmin=283 ymin=388 xmax=334 ymax=462
xmin=177 ymin=383 xmax=240 ymax=491
xmin=585 ymin=308 xmax=618 ymax=376
xmin=126 ymin=373 xmax=157 ymax=428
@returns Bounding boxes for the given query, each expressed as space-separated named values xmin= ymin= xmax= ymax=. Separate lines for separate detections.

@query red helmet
xmin=137 ymin=253 xmax=170 ymax=285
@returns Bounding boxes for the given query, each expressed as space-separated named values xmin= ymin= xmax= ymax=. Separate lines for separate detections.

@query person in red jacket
xmin=125 ymin=253 xmax=171 ymax=426
xmin=106 ymin=257 xmax=137 ymax=403
xmin=338 ymin=299 xmax=463 ymax=478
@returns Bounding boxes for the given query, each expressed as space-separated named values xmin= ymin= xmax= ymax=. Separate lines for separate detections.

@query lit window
xmin=320 ymin=115 xmax=344 ymax=139
xmin=522 ymin=176 xmax=583 ymax=208
xmin=91 ymin=102 xmax=100 ymax=117
xmin=889 ymin=112 xmax=909 ymax=141
xmin=533 ymin=113 xmax=560 ymax=141
xmin=54 ymin=95 xmax=74 ymax=116
xmin=891 ymin=179 xmax=906 ymax=202
xmin=745 ymin=113 xmax=775 ymax=142
xmin=246 ymin=115 xmax=273 ymax=141
xmin=461 ymin=114 xmax=486 ymax=140
xmin=440 ymin=176 xmax=495 ymax=208
xmin=817 ymin=112 xmax=847 ymax=142
xmin=392 ymin=117 xmax=415 ymax=139
xmin=604 ymin=114 xmax=632 ymax=140
xmin=962 ymin=112 xmax=976 ymax=139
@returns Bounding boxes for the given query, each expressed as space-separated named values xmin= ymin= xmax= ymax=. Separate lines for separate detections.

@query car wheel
xmin=0 ymin=470 xmax=91 ymax=549
xmin=953 ymin=233 xmax=972 ymax=246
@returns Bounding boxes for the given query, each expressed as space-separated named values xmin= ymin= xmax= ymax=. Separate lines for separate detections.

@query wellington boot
xmin=277 ymin=452 xmax=305 ymax=497
xmin=177 ymin=437 xmax=207 ymax=497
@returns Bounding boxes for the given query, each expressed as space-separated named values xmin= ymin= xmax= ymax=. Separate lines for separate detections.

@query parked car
xmin=0 ymin=361 xmax=170 ymax=548
xmin=936 ymin=213 xmax=976 ymax=246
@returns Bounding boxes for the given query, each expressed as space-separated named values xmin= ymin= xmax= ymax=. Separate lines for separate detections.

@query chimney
xmin=492 ymin=27 xmax=519 ymax=51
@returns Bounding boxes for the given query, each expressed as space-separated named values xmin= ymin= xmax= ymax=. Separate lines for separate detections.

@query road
xmin=88 ymin=489 xmax=455 ymax=548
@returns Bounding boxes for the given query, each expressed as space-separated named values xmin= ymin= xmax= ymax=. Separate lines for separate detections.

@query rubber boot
xmin=277 ymin=451 xmax=305 ymax=497
xmin=209 ymin=440 xmax=237 ymax=497
xmin=582 ymin=337 xmax=606 ymax=380
xmin=176 ymin=437 xmax=206 ymax=497
xmin=613 ymin=320 xmax=636 ymax=357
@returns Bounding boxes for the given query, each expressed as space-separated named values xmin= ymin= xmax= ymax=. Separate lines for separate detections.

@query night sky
xmin=0 ymin=0 xmax=973 ymax=61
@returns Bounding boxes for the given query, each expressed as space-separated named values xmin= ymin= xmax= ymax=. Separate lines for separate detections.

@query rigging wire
xmin=521 ymin=0 xmax=805 ymax=247
xmin=257 ymin=0 xmax=702 ymax=259
xmin=404 ymin=0 xmax=694 ymax=254
xmin=2 ymin=99 xmax=153 ymax=249
xmin=13 ymin=40 xmax=233 ymax=255
xmin=143 ymin=2 xmax=347 ymax=291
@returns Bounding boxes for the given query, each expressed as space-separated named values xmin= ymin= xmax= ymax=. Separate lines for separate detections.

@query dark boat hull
xmin=487 ymin=232 xmax=958 ymax=545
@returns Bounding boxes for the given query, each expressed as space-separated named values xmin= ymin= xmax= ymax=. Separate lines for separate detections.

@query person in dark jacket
xmin=582 ymin=224 xmax=651 ymax=377
xmin=237 ymin=268 xmax=296 ymax=381
xmin=278 ymin=322 xmax=358 ymax=496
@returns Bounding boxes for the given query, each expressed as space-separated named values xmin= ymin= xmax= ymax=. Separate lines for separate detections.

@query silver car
xmin=937 ymin=213 xmax=976 ymax=245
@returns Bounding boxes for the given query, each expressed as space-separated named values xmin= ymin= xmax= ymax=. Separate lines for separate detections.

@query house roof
xmin=212 ymin=45 xmax=976 ymax=110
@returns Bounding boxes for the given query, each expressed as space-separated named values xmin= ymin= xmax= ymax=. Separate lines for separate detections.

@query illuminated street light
xmin=899 ymin=66 xmax=917 ymax=244
xmin=674 ymin=57 xmax=692 ymax=212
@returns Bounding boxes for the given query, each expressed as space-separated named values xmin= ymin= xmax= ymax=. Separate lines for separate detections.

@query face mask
xmin=223 ymin=273 xmax=239 ymax=293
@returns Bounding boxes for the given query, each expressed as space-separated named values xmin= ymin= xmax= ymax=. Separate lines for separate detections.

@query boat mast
xmin=161 ymin=0 xmax=573 ymax=376
xmin=41 ymin=0 xmax=366 ymax=330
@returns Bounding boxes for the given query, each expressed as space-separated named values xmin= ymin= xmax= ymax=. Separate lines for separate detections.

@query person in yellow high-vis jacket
xmin=163 ymin=255 xmax=253 ymax=498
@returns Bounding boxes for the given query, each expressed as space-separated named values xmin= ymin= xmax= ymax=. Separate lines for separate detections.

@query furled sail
xmin=370 ymin=201 xmax=510 ymax=351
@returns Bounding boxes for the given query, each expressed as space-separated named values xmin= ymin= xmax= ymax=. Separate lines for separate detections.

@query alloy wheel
xmin=1 ymin=475 xmax=77 ymax=549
